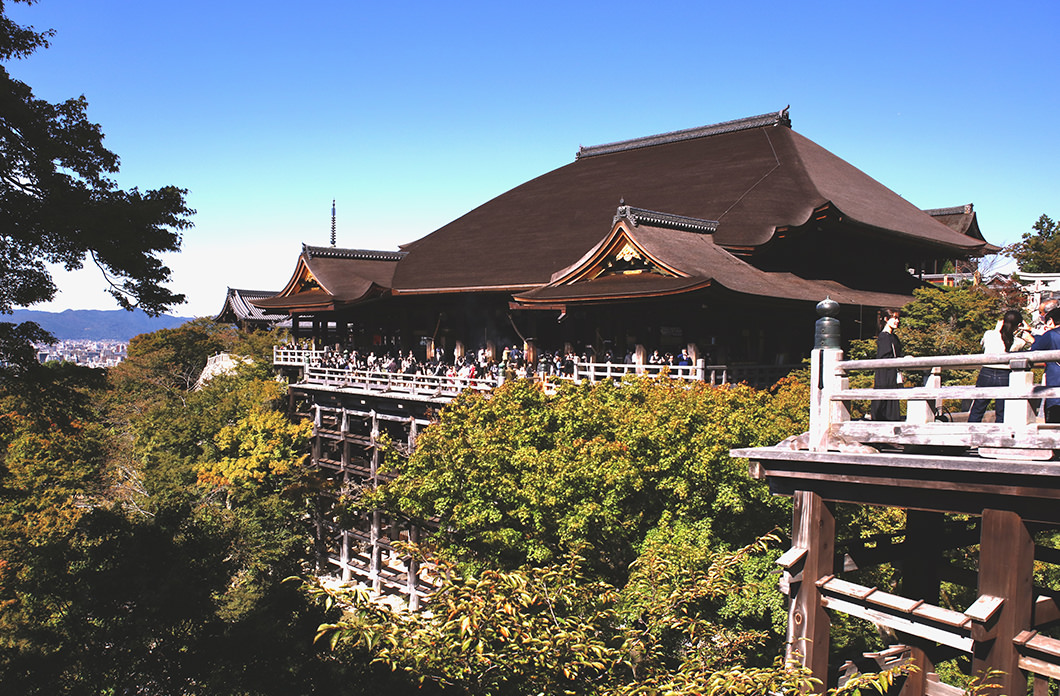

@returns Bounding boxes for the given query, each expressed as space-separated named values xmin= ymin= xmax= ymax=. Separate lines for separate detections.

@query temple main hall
xmin=250 ymin=108 xmax=992 ymax=381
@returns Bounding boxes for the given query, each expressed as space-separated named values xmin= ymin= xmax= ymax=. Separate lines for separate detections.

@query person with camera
xmin=1032 ymin=306 xmax=1060 ymax=423
xmin=968 ymin=309 xmax=1033 ymax=423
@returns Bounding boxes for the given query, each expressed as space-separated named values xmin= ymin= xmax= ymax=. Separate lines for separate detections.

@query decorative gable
xmin=295 ymin=268 xmax=322 ymax=293
xmin=551 ymin=206 xmax=721 ymax=287
xmin=586 ymin=237 xmax=671 ymax=280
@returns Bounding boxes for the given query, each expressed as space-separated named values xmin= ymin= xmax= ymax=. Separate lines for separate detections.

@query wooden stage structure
xmin=733 ymin=300 xmax=1060 ymax=695
xmin=278 ymin=345 xmax=733 ymax=609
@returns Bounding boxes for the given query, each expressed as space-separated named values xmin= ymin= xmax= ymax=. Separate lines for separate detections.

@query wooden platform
xmin=733 ymin=447 xmax=1060 ymax=524
xmin=731 ymin=340 xmax=1060 ymax=695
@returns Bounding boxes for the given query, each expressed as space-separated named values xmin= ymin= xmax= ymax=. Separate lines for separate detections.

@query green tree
xmin=1007 ymin=214 xmax=1060 ymax=273
xmin=369 ymin=377 xmax=804 ymax=582
xmin=0 ymin=0 xmax=193 ymax=366
xmin=314 ymin=539 xmax=908 ymax=696
xmin=0 ymin=327 xmax=372 ymax=695
xmin=896 ymin=284 xmax=1002 ymax=359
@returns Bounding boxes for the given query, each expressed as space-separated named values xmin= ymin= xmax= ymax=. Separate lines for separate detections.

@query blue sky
xmin=7 ymin=0 xmax=1059 ymax=317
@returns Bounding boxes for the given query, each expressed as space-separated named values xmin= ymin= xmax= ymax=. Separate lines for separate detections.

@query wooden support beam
xmin=974 ymin=508 xmax=1034 ymax=696
xmin=787 ymin=490 xmax=834 ymax=685
xmin=900 ymin=510 xmax=945 ymax=696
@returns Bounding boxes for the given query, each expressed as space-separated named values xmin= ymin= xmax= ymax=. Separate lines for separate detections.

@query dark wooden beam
xmin=788 ymin=490 xmax=834 ymax=686
xmin=973 ymin=509 xmax=1034 ymax=696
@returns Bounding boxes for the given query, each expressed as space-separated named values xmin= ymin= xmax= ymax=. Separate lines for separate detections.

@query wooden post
xmin=370 ymin=511 xmax=382 ymax=595
xmin=900 ymin=510 xmax=944 ymax=696
xmin=340 ymin=529 xmax=351 ymax=583
xmin=369 ymin=411 xmax=382 ymax=595
xmin=1004 ymin=364 xmax=1036 ymax=428
xmin=974 ymin=508 xmax=1034 ymax=695
xmin=341 ymin=408 xmax=349 ymax=471
xmin=906 ymin=367 xmax=940 ymax=424
xmin=788 ymin=490 xmax=835 ymax=686
xmin=809 ymin=347 xmax=845 ymax=451
xmin=407 ymin=525 xmax=420 ymax=611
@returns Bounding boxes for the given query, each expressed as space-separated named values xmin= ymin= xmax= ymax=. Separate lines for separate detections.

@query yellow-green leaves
xmin=198 ymin=408 xmax=311 ymax=489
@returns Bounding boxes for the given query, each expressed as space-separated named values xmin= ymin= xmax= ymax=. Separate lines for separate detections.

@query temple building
xmin=251 ymin=108 xmax=992 ymax=383
xmin=215 ymin=287 xmax=287 ymax=330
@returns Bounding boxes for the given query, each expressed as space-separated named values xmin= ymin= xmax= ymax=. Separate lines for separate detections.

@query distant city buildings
xmin=35 ymin=339 xmax=127 ymax=368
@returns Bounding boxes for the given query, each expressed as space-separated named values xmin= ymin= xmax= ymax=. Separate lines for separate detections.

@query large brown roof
xmin=393 ymin=109 xmax=987 ymax=294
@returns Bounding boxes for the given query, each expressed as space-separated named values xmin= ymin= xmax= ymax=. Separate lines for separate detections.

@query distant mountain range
xmin=9 ymin=309 xmax=198 ymax=341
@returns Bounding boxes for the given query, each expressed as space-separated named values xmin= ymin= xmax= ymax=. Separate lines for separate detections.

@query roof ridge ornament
xmin=303 ymin=244 xmax=408 ymax=261
xmin=577 ymin=107 xmax=791 ymax=159
xmin=614 ymin=205 xmax=719 ymax=234
xmin=923 ymin=204 xmax=974 ymax=217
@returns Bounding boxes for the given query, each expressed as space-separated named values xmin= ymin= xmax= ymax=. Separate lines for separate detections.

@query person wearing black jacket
xmin=871 ymin=308 xmax=903 ymax=422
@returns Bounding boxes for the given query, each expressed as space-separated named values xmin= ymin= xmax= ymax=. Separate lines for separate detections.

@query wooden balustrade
xmin=274 ymin=347 xmax=326 ymax=366
xmin=810 ymin=347 xmax=1060 ymax=459
xmin=276 ymin=347 xmax=746 ymax=397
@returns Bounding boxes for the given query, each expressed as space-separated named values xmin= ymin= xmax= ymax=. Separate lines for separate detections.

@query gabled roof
xmin=215 ymin=288 xmax=287 ymax=325
xmin=513 ymin=207 xmax=915 ymax=308
xmin=393 ymin=109 xmax=990 ymax=294
xmin=251 ymin=245 xmax=406 ymax=313
xmin=923 ymin=204 xmax=999 ymax=251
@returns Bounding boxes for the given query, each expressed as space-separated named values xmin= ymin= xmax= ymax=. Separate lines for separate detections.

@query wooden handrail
xmin=838 ymin=349 xmax=1060 ymax=372
xmin=808 ymin=345 xmax=1060 ymax=457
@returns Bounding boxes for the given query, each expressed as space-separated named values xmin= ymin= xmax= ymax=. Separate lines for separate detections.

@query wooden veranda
xmin=732 ymin=300 xmax=1060 ymax=695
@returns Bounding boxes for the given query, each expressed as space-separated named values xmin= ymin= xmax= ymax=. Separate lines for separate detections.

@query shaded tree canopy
xmin=0 ymin=0 xmax=193 ymax=364
xmin=1006 ymin=214 xmax=1060 ymax=273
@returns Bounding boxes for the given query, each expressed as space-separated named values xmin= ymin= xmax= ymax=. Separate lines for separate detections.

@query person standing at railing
xmin=870 ymin=308 xmax=903 ymax=422
xmin=1033 ymin=298 xmax=1059 ymax=335
xmin=968 ymin=310 xmax=1033 ymax=423
xmin=1031 ymin=307 xmax=1060 ymax=423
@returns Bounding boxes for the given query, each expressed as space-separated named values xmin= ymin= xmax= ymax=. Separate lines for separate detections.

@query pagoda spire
xmin=330 ymin=200 xmax=336 ymax=246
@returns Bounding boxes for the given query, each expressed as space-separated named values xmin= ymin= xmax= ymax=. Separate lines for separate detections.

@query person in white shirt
xmin=968 ymin=309 xmax=1033 ymax=423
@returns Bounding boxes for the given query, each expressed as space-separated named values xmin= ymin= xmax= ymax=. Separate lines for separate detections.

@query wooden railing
xmin=570 ymin=359 xmax=727 ymax=385
xmin=303 ymin=365 xmax=498 ymax=398
xmin=276 ymin=348 xmax=807 ymax=396
xmin=809 ymin=347 xmax=1060 ymax=458
xmin=274 ymin=347 xmax=326 ymax=366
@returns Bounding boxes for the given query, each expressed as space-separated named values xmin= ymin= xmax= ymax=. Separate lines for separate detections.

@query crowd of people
xmin=278 ymin=341 xmax=699 ymax=384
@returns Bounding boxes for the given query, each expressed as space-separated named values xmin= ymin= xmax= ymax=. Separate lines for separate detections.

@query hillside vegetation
xmin=2 ymin=283 xmax=1014 ymax=694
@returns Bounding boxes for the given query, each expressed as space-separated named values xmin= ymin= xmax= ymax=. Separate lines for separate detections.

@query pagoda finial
xmin=330 ymin=200 xmax=336 ymax=247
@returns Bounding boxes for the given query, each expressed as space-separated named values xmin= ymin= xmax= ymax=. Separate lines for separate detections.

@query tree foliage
xmin=0 ymin=0 xmax=193 ymax=366
xmin=315 ymin=537 xmax=907 ymax=696
xmin=0 ymin=325 xmax=374 ymax=695
xmin=1007 ymin=214 xmax=1060 ymax=273
xmin=370 ymin=376 xmax=807 ymax=582
xmin=897 ymin=284 xmax=1003 ymax=359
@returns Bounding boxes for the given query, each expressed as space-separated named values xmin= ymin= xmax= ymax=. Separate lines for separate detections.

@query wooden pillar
xmin=974 ymin=508 xmax=1034 ymax=696
xmin=369 ymin=411 xmax=382 ymax=595
xmin=407 ymin=416 xmax=418 ymax=455
xmin=340 ymin=529 xmax=351 ymax=583
xmin=788 ymin=490 xmax=835 ymax=686
xmin=900 ymin=510 xmax=944 ymax=696
xmin=407 ymin=525 xmax=420 ymax=611
xmin=340 ymin=408 xmax=350 ymax=471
